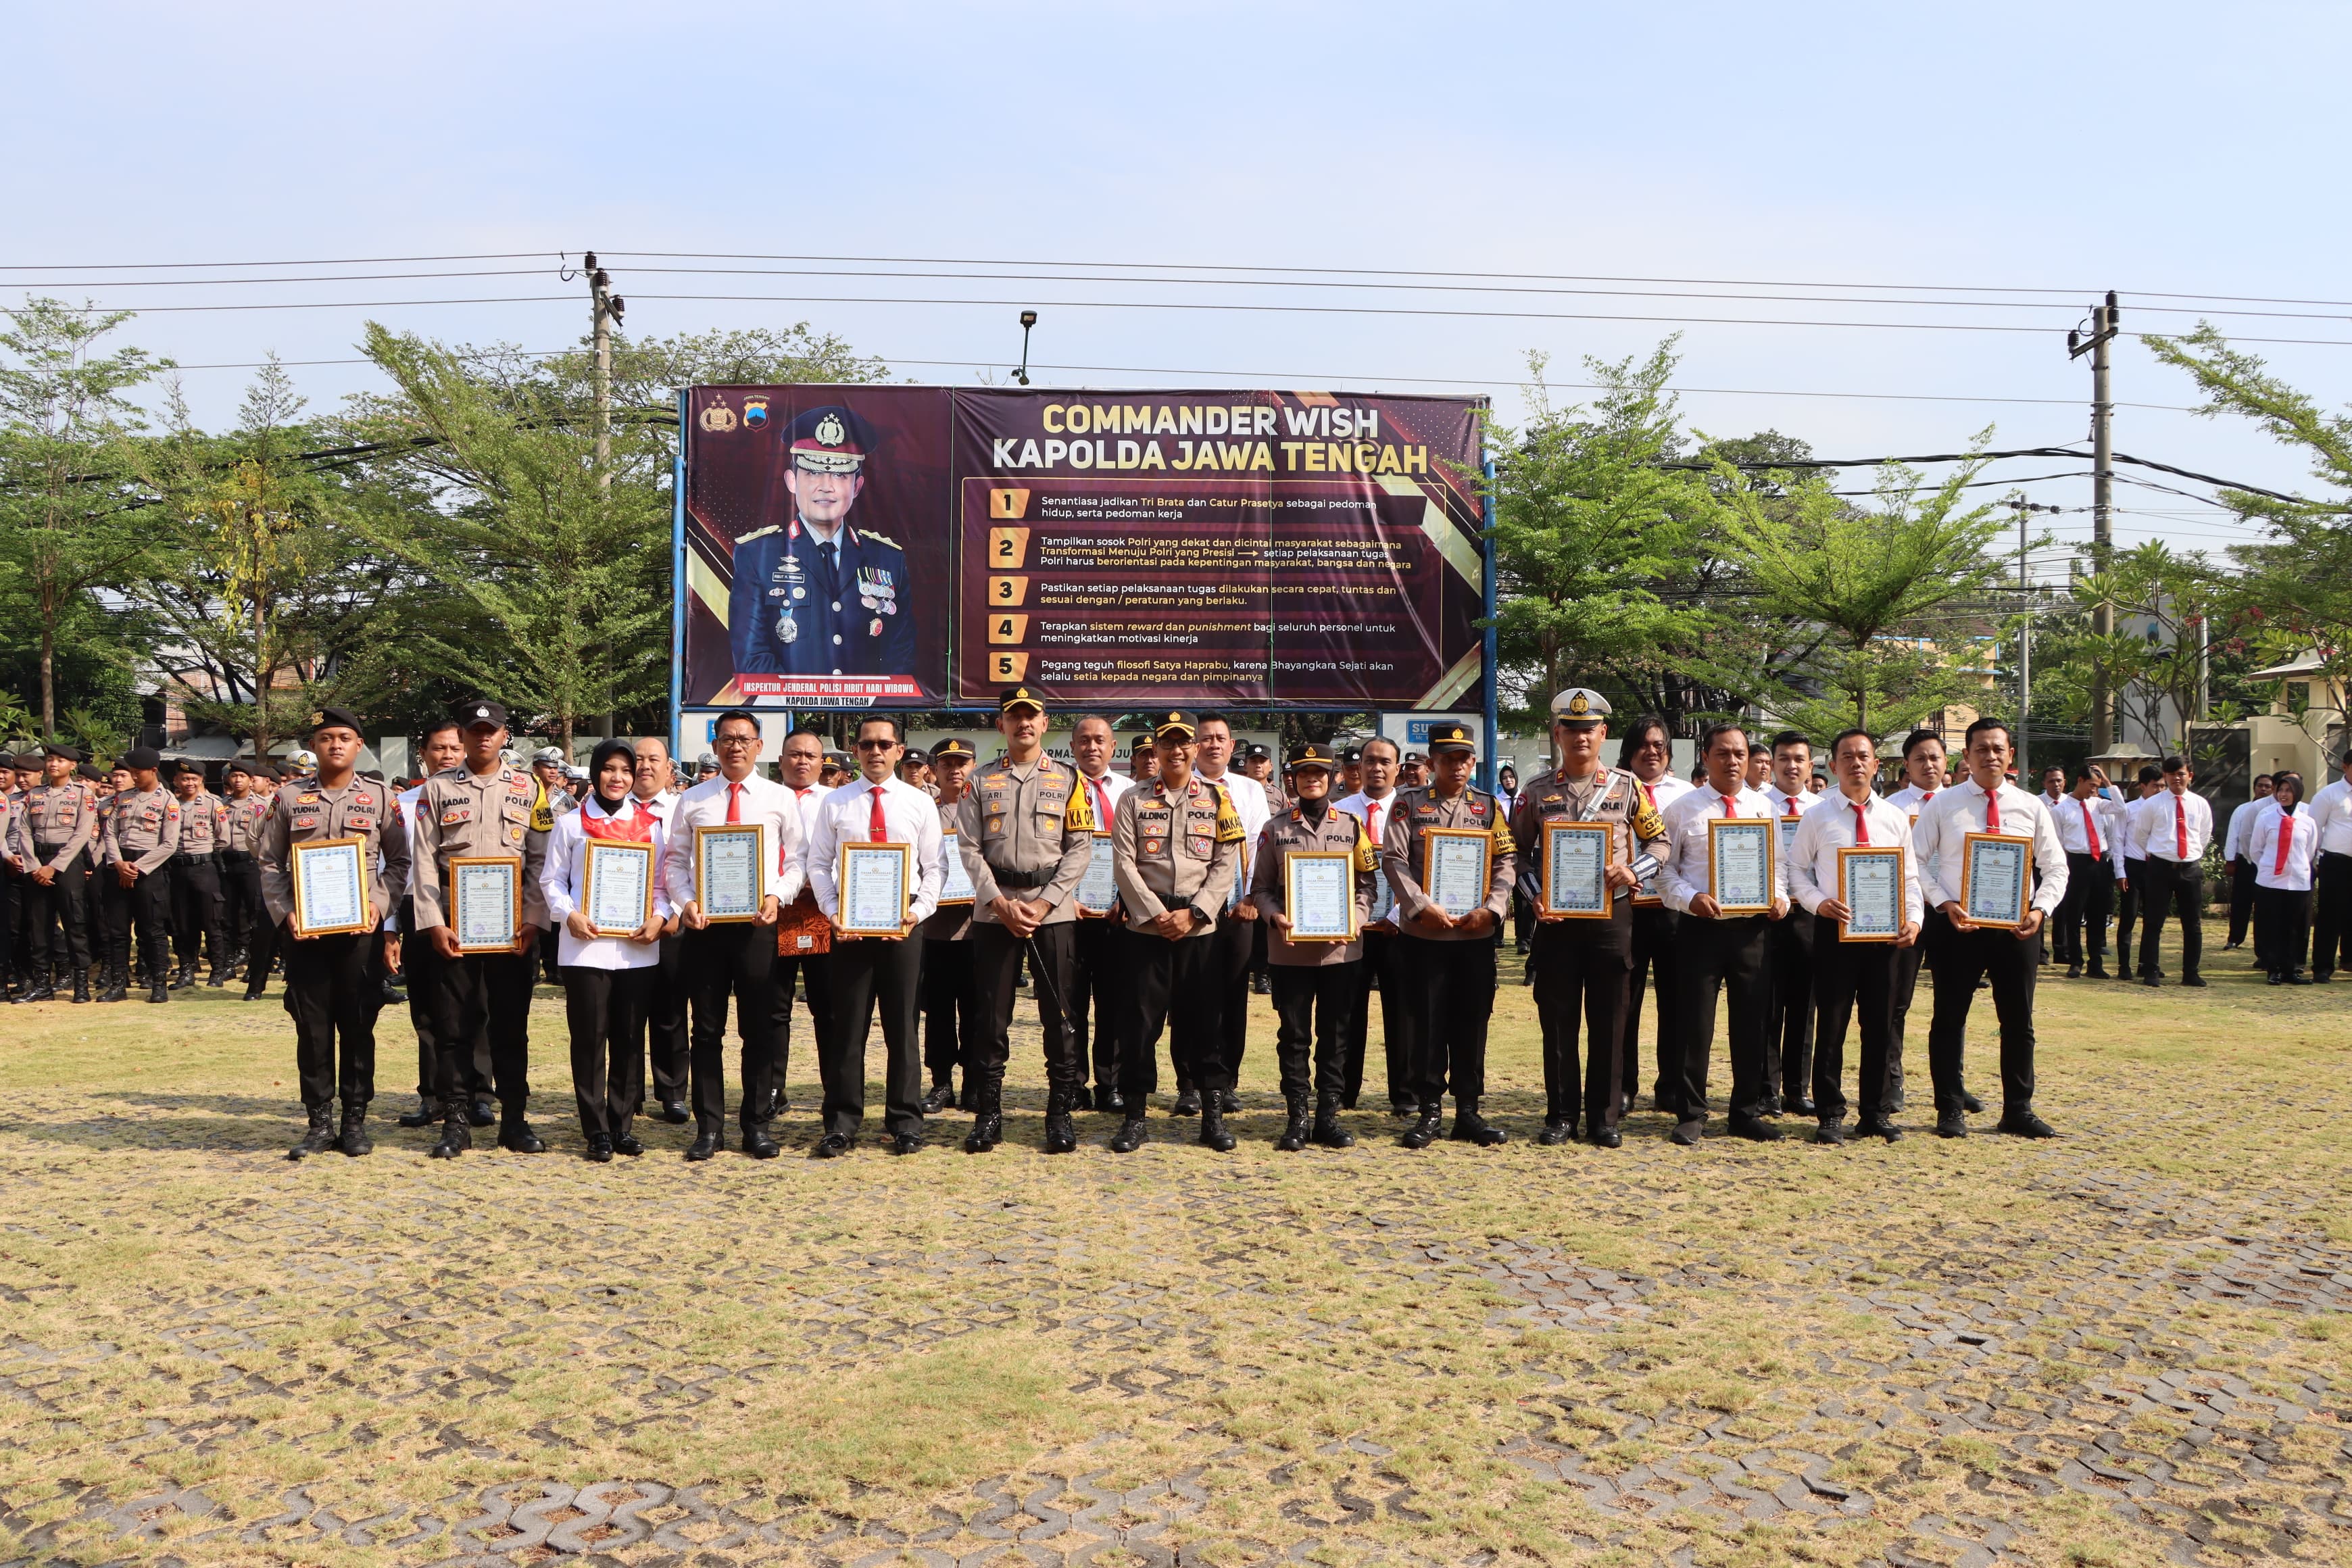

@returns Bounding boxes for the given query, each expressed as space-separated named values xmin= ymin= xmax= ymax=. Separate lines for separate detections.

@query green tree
xmin=2036 ymin=540 xmax=2233 ymax=754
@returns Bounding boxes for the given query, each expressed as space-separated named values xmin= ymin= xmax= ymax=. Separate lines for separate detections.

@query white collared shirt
xmin=659 ymin=770 xmax=805 ymax=914
xmin=1202 ymin=766 xmax=1270 ymax=902
xmin=1914 ymin=779 xmax=2069 ymax=915
xmin=1658 ymin=783 xmax=1789 ymax=914
xmin=1765 ymin=783 xmax=1819 ymax=864
xmin=2128 ymin=787 xmax=2214 ymax=864
xmin=1334 ymin=788 xmax=1402 ymax=848
xmin=2119 ymin=792 xmax=2161 ymax=860
xmin=804 ymin=773 xmax=946 ymax=925
xmin=541 ymin=795 xmax=673 ymax=970
xmin=781 ymin=780 xmax=827 ymax=845
xmin=1886 ymin=782 xmax=1944 ymax=826
xmin=2052 ymin=791 xmax=2126 ymax=869
xmin=1787 ymin=789 xmax=1924 ymax=926
xmin=1073 ymin=767 xmax=1133 ymax=836
xmin=1627 ymin=770 xmax=1694 ymax=815
xmin=2309 ymin=777 xmax=2352 ymax=856
xmin=2222 ymin=795 xmax=2267 ymax=860
xmin=2251 ymin=802 xmax=2318 ymax=891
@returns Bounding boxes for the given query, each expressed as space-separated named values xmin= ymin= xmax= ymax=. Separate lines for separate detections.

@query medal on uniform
xmin=776 ymin=604 xmax=798 ymax=643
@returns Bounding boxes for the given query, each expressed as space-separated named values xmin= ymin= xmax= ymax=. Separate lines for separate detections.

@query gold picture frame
xmin=289 ymin=835 xmax=368 ymax=937
xmin=1282 ymin=849 xmax=1358 ymax=943
xmin=581 ymin=837 xmax=656 ymax=937
xmin=1958 ymin=831 xmax=2032 ymax=930
xmin=1835 ymin=845 xmax=1905 ymax=944
xmin=1705 ymin=816 xmax=1775 ymax=914
xmin=447 ymin=855 xmax=524 ymax=953
xmin=693 ymin=822 xmax=766 ymax=923
xmin=1540 ymin=820 xmax=1613 ymax=920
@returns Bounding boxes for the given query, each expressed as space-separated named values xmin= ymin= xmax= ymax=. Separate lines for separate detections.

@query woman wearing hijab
xmin=540 ymin=739 xmax=672 ymax=1159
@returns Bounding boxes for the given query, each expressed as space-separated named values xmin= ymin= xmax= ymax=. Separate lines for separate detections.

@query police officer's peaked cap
xmin=1153 ymin=711 xmax=1198 ymax=742
xmin=1339 ymin=746 xmax=1363 ymax=764
xmin=785 ymin=406 xmax=879 ymax=474
xmin=998 ymin=685 xmax=1046 ymax=715
xmin=1285 ymin=743 xmax=1336 ymax=773
xmin=931 ymin=738 xmax=976 ymax=762
xmin=123 ymin=745 xmax=164 ymax=770
xmin=1427 ymin=722 xmax=1476 ymax=755
xmin=1129 ymin=735 xmax=1153 ymax=753
xmin=533 ymin=746 xmax=566 ymax=766
xmin=454 ymin=699 xmax=508 ymax=729
xmin=1549 ymin=687 xmax=1611 ymax=728
xmin=1243 ymin=743 xmax=1272 ymax=762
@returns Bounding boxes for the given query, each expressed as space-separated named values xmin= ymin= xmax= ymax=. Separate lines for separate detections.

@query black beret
xmin=123 ymin=745 xmax=164 ymax=770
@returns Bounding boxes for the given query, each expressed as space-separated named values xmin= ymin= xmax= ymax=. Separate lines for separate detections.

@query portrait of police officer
xmin=728 ymin=405 xmax=918 ymax=681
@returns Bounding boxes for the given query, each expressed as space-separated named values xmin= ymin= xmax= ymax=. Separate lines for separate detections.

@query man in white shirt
xmin=1613 ymin=715 xmax=1692 ymax=1119
xmin=1913 ymin=717 xmax=2069 ymax=1139
xmin=2305 ymin=750 xmax=2352 ymax=981
xmin=1761 ymin=731 xmax=1821 ymax=1117
xmin=658 ymin=709 xmax=803 ymax=1161
xmin=631 ymin=735 xmax=691 ymax=1124
xmin=2050 ymin=766 xmax=2125 ymax=979
xmin=1884 ymin=729 xmax=1953 ymax=1114
xmin=1786 ymin=729 xmax=1921 ymax=1142
xmin=805 ymin=716 xmax=944 ymax=1156
xmin=2113 ymin=765 xmax=2164 ymax=972
xmin=1657 ymin=722 xmax=1790 ymax=1144
xmin=2222 ymin=774 xmax=2276 ymax=950
xmin=1336 ymin=737 xmax=1415 ymax=1116
xmin=2128 ymin=754 xmax=2214 ymax=987
xmin=1066 ymin=716 xmax=1134 ymax=1113
xmin=1194 ymin=713 xmax=1269 ymax=1116
xmin=769 ymin=727 xmax=836 ymax=1117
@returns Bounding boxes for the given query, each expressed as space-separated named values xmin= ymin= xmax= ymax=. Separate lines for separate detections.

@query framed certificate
xmin=1283 ymin=850 xmax=1358 ymax=942
xmin=1959 ymin=831 xmax=2032 ymax=929
xmin=1368 ymin=866 xmax=1396 ymax=924
xmin=937 ymin=831 xmax=976 ymax=906
xmin=1422 ymin=828 xmax=1493 ymax=920
xmin=1836 ymin=846 xmax=1905 ymax=942
xmin=1540 ymin=821 xmax=1612 ymax=919
xmin=289 ymin=836 xmax=368 ymax=937
xmin=837 ymin=841 xmax=913 ymax=937
xmin=1075 ymin=832 xmax=1117 ymax=917
xmin=449 ymin=856 xmax=522 ymax=952
xmin=581 ymin=837 xmax=655 ymax=937
xmin=1705 ymin=817 xmax=1775 ymax=914
xmin=693 ymin=823 xmax=765 ymax=923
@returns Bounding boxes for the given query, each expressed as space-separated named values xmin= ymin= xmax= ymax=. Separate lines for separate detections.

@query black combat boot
xmin=70 ymin=968 xmax=90 ymax=1004
xmin=1400 ymin=1104 xmax=1444 ymax=1149
xmin=1197 ymin=1097 xmax=1235 ymax=1152
xmin=1043 ymin=1083 xmax=1078 ymax=1154
xmin=1310 ymin=1094 xmax=1354 ymax=1148
xmin=431 ymin=1109 xmax=471 ymax=1159
xmin=497 ymin=1107 xmax=545 ymax=1154
xmin=964 ymin=1075 xmax=1003 ymax=1154
xmin=396 ymin=1097 xmax=438 ymax=1129
xmin=147 ymin=969 xmax=170 ymax=1004
xmin=20 ymin=964 xmax=55 ymax=1004
xmin=338 ymin=1102 xmax=372 ymax=1157
xmin=1449 ymin=1102 xmax=1507 ymax=1147
xmin=1275 ymin=1096 xmax=1309 ymax=1152
xmin=1109 ymin=1111 xmax=1148 ymax=1153
xmin=287 ymin=1106 xmax=338 ymax=1161
xmin=99 ymin=963 xmax=127 ymax=1004
xmin=170 ymin=962 xmax=196 ymax=991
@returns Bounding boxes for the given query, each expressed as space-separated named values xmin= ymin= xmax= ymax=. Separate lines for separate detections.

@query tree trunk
xmin=38 ymin=612 xmax=55 ymax=741
xmin=252 ymin=588 xmax=271 ymax=763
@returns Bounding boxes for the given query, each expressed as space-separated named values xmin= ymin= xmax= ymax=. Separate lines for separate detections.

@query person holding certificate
xmin=1785 ymin=731 xmax=1922 ymax=1144
xmin=805 ymin=716 xmax=946 ymax=1157
xmin=1761 ymin=733 xmax=1822 ymax=1118
xmin=768 ymin=727 xmax=837 ymax=1121
xmin=917 ymin=739 xmax=982 ymax=1112
xmin=1656 ymin=722 xmax=1789 ymax=1145
xmin=1913 ymin=716 xmax=2069 ymax=1139
xmin=1509 ymin=689 xmax=1668 ymax=1150
xmin=539 ymin=740 xmax=670 ymax=1162
xmin=411 ymin=700 xmax=554 ymax=1159
xmin=1245 ymin=743 xmax=1376 ymax=1151
xmin=950 ymin=686 xmax=1097 ymax=1156
xmin=1379 ymin=720 xmax=1516 ymax=1150
xmin=1614 ymin=716 xmax=1693 ymax=1121
xmin=1335 ymin=738 xmax=1417 ymax=1118
xmin=1066 ymin=716 xmax=1134 ymax=1117
xmin=657 ymin=709 xmax=802 ymax=1162
xmin=258 ymin=708 xmax=404 ymax=1160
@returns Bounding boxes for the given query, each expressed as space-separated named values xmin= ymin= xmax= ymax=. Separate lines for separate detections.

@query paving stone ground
xmin=0 ymin=918 xmax=2345 ymax=1567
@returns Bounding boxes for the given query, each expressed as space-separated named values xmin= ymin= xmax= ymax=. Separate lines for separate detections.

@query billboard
xmin=678 ymin=387 xmax=1487 ymax=712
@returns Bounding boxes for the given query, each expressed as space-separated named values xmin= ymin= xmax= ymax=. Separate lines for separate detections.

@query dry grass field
xmin=0 ymin=917 xmax=2346 ymax=1567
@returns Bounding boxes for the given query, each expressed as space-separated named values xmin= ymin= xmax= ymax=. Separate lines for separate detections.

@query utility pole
xmin=2068 ymin=291 xmax=2120 ymax=752
xmin=2007 ymin=494 xmax=2062 ymax=779
xmin=583 ymin=251 xmax=624 ymax=493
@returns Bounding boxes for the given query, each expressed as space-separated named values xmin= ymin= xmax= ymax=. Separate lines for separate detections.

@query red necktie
xmin=1641 ymin=783 xmax=1657 ymax=810
xmin=2175 ymin=794 xmax=2188 ymax=859
xmin=1852 ymin=802 xmax=1869 ymax=845
xmin=2274 ymin=810 xmax=2293 ymax=877
xmin=1785 ymin=795 xmax=1798 ymax=817
xmin=2084 ymin=802 xmax=2102 ymax=860
xmin=1365 ymin=799 xmax=1383 ymax=842
xmin=1984 ymin=787 xmax=2001 ymax=833
xmin=868 ymin=785 xmax=888 ymax=843
xmin=725 ymin=781 xmax=742 ymax=824
xmin=1092 ymin=778 xmax=1111 ymax=833
xmin=1721 ymin=789 xmax=1736 ymax=818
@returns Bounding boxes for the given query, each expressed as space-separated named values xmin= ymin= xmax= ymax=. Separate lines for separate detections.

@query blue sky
xmin=7 ymin=1 xmax=2346 ymax=579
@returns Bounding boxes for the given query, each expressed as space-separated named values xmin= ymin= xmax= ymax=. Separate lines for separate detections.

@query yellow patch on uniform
xmin=1212 ymin=785 xmax=1245 ymax=844
xmin=1632 ymin=799 xmax=1666 ymax=842
xmin=297 ymin=793 xmax=320 ymax=805
xmin=1352 ymin=821 xmax=1378 ymax=873
xmin=1063 ymin=776 xmax=1096 ymax=832
xmin=1490 ymin=818 xmax=1517 ymax=855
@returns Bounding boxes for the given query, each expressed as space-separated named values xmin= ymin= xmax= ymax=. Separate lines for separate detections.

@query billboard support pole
xmin=670 ymin=387 xmax=689 ymax=763
xmin=1479 ymin=447 xmax=1499 ymax=795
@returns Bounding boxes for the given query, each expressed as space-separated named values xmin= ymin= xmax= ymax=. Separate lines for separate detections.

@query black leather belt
xmin=991 ymin=867 xmax=1050 ymax=889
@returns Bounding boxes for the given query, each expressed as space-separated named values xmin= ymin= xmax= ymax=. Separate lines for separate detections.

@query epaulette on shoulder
xmin=856 ymin=529 xmax=902 ymax=550
xmin=737 ymin=524 xmax=779 ymax=543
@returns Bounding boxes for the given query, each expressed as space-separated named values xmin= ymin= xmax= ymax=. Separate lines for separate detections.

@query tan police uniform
xmin=1110 ymin=752 xmax=1244 ymax=1112
xmin=1245 ymin=756 xmax=1379 ymax=1135
xmin=103 ymin=779 xmax=181 ymax=1001
xmin=221 ymin=783 xmax=276 ymax=990
xmin=14 ymin=765 xmax=98 ymax=991
xmin=168 ymin=781 xmax=231 ymax=983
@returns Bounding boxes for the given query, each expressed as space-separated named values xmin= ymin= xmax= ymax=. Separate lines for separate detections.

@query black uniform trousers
xmin=1529 ymin=901 xmax=1632 ymax=1131
xmin=0 ymin=870 xmax=11 ymax=991
xmin=640 ymin=933 xmax=689 ymax=1106
xmin=820 ymin=933 xmax=927 ymax=1138
xmin=681 ymin=922 xmax=777 ymax=1135
xmin=2058 ymin=853 xmax=2114 ymax=969
xmin=2227 ymin=859 xmax=2258 ymax=947
xmin=766 ymin=952 xmax=832 ymax=1094
xmin=221 ymin=848 xmax=271 ymax=977
xmin=1623 ymin=903 xmax=1681 ymax=1112
xmin=2115 ymin=858 xmax=2147 ymax=962
xmin=432 ymin=948 xmax=534 ymax=1114
xmin=920 ymin=936 xmax=979 ymax=1087
xmin=1069 ymin=915 xmax=1129 ymax=1096
xmin=1211 ymin=910 xmax=1255 ymax=1083
xmin=1124 ymin=931 xmax=1227 ymax=1097
xmin=1403 ymin=934 xmax=1497 ymax=1109
xmin=973 ymin=921 xmax=1082 ymax=1092
xmin=22 ymin=852 xmax=92 ymax=974
xmin=561 ymin=964 xmax=647 ymax=1139
xmin=169 ymin=853 xmax=226 ymax=975
xmin=1765 ymin=907 xmax=1816 ymax=1105
xmin=104 ymin=866 xmax=172 ymax=983
xmin=1926 ymin=918 xmax=2040 ymax=1114
xmin=2134 ymin=857 xmax=2205 ymax=979
xmin=1268 ymin=960 xmax=1358 ymax=1106
xmin=2309 ymin=852 xmax=2351 ymax=977
xmin=1674 ymin=914 xmax=1773 ymax=1124
xmin=1343 ymin=929 xmax=1415 ymax=1111
xmin=1811 ymin=935 xmax=1898 ymax=1124
xmin=2251 ymin=885 xmax=2309 ymax=974
xmin=283 ymin=928 xmax=378 ymax=1110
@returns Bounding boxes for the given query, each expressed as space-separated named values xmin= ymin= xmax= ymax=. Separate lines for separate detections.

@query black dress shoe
xmin=585 ymin=1132 xmax=614 ymax=1163
xmin=2287 ymin=970 xmax=2313 ymax=985
xmin=469 ymin=1097 xmax=496 ymax=1127
xmin=613 ymin=1133 xmax=644 ymax=1156
xmin=963 ymin=1113 xmax=1002 ymax=1154
xmin=430 ymin=1123 xmax=470 ymax=1159
xmin=1588 ymin=1125 xmax=1622 ymax=1149
xmin=498 ymin=1119 xmax=546 ymax=1154
xmin=1788 ymin=1096 xmax=1818 ymax=1118
xmin=1727 ymin=1114 xmax=1781 ymax=1142
xmin=2181 ymin=974 xmax=2207 ymax=987
xmin=2085 ymin=964 xmax=2109 ymax=979
xmin=1669 ymin=1118 xmax=1705 ymax=1146
xmin=1390 ymin=1102 xmax=1419 ymax=1119
xmin=242 ymin=986 xmax=267 ymax=1001
xmin=1448 ymin=1111 xmax=1506 ymax=1147
xmin=396 ymin=1099 xmax=437 ymax=1129
xmin=1996 ymin=1110 xmax=2057 ymax=1138
xmin=1100 ymin=1088 xmax=1127 ymax=1115
xmin=685 ymin=1133 xmax=719 ymax=1162
xmin=1537 ymin=1119 xmax=1574 ymax=1146
xmin=1811 ymin=1121 xmax=1846 ymax=1146
xmin=2065 ymin=962 xmax=2082 ymax=978
xmin=1400 ymin=1108 xmax=1443 ymax=1149
xmin=1219 ymin=1088 xmax=1241 ymax=1114
xmin=1109 ymin=1114 xmax=1148 ymax=1154
xmin=742 ymin=1129 xmax=781 ymax=1158
xmin=2141 ymin=973 xmax=2161 ymax=987
xmin=1856 ymin=1117 xmax=1901 ymax=1142
xmin=1171 ymin=1087 xmax=1201 ymax=1117
xmin=660 ymin=1100 xmax=691 ymax=1125
xmin=811 ymin=1132 xmax=852 ymax=1158
xmin=920 ymin=1083 xmax=956 ymax=1114
xmin=888 ymin=1131 xmax=923 ymax=1155
xmin=1959 ymin=1090 xmax=1984 ymax=1114
xmin=1935 ymin=1110 xmax=1969 ymax=1139
xmin=1198 ymin=1106 xmax=1235 ymax=1152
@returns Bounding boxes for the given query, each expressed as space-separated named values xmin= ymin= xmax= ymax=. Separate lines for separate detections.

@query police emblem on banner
xmin=698 ymin=402 xmax=738 ymax=433
xmin=743 ymin=395 xmax=769 ymax=429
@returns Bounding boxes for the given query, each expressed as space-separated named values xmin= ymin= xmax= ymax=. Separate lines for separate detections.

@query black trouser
xmin=1069 ymin=916 xmax=1128 ymax=1095
xmin=2227 ymin=860 xmax=2258 ymax=946
xmin=2115 ymin=858 xmax=2146 ymax=960
xmin=104 ymin=866 xmax=172 ymax=983
xmin=538 ymin=922 xmax=562 ymax=985
xmin=433 ymin=948 xmax=534 ymax=1117
xmin=2136 ymin=858 xmax=2204 ymax=979
xmin=221 ymin=849 xmax=268 ymax=973
xmin=766 ymin=952 xmax=832 ymax=1096
xmin=1269 ymin=961 xmax=1359 ymax=1106
xmin=402 ymin=923 xmax=480 ymax=1104
xmin=284 ymin=928 xmax=377 ymax=1111
xmin=562 ymin=964 xmax=647 ymax=1139
xmin=821 ymin=933 xmax=926 ymax=1138
xmin=1511 ymin=887 xmax=1536 ymax=951
xmin=1765 ymin=907 xmax=1815 ymax=1104
xmin=641 ymin=933 xmax=689 ymax=1106
xmin=1812 ymin=935 xmax=1897 ymax=1124
xmin=1623 ymin=903 xmax=1681 ymax=1112
xmin=1125 ymin=932 xmax=1226 ymax=1098
xmin=920 ymin=937 xmax=979 ymax=1087
xmin=681 ymin=923 xmax=777 ymax=1135
xmin=1344 ymin=929 xmax=1415 ymax=1111
xmin=2059 ymin=853 xmax=2113 ymax=968
xmin=2311 ymin=852 xmax=2352 ymax=976
xmin=1404 ymin=935 xmax=1497 ymax=1109
xmin=974 ymin=921 xmax=1081 ymax=1094
xmin=169 ymin=854 xmax=225 ymax=975
xmin=1926 ymin=920 xmax=2040 ymax=1115
xmin=1675 ymin=914 xmax=1773 ymax=1124
xmin=1529 ymin=903 xmax=1631 ymax=1131
xmin=1211 ymin=910 xmax=1255 ymax=1083
xmin=0 ymin=871 xmax=11 ymax=991
xmin=22 ymin=852 xmax=92 ymax=974
xmin=2254 ymin=886 xmax=2311 ymax=974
